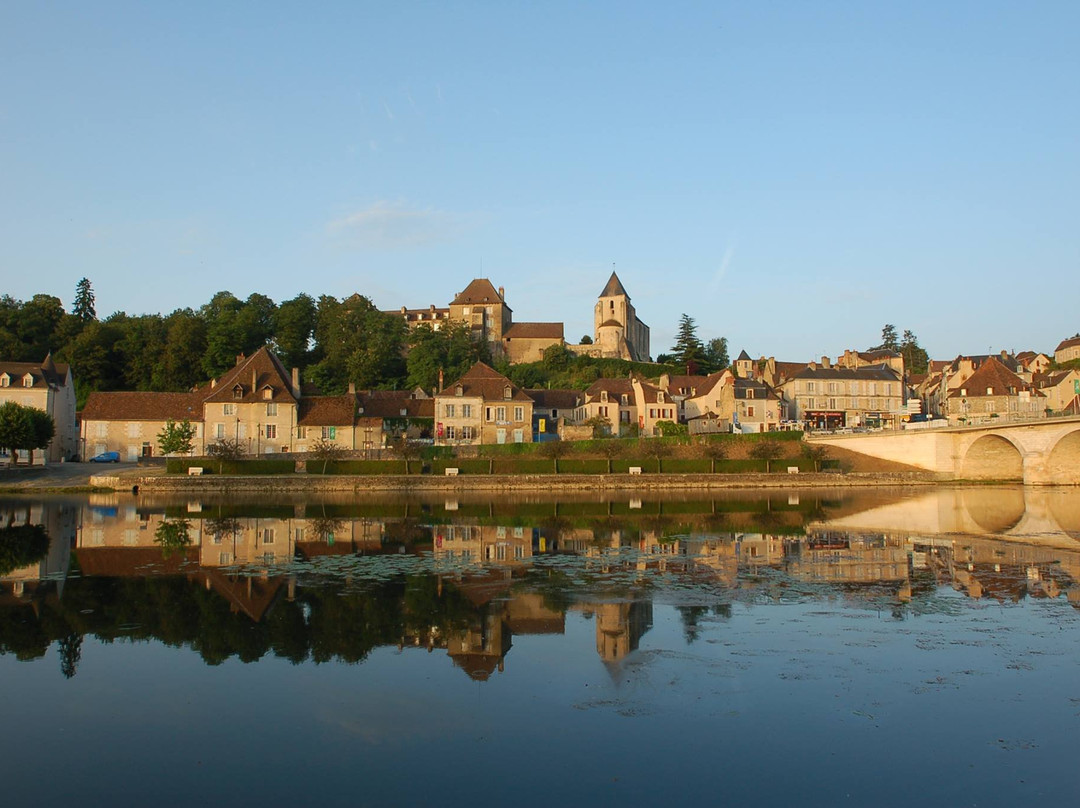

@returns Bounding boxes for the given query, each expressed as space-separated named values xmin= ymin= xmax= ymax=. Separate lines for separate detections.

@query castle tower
xmin=594 ymin=272 xmax=649 ymax=362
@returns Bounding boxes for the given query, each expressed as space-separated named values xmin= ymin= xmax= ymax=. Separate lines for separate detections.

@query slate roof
xmin=438 ymin=362 xmax=533 ymax=402
xmin=0 ymin=355 xmax=71 ymax=389
xmin=583 ymin=378 xmax=634 ymax=401
xmin=82 ymin=391 xmax=203 ymax=421
xmin=524 ymin=389 xmax=583 ymax=411
xmin=736 ymin=350 xmax=752 ymax=361
xmin=599 ymin=272 xmax=629 ymax=298
xmin=660 ymin=375 xmax=710 ymax=396
xmin=357 ymin=390 xmax=435 ymax=418
xmin=451 ymin=279 xmax=509 ymax=309
xmin=503 ymin=322 xmax=564 ymax=340
xmin=733 ymin=377 xmax=779 ymax=400
xmin=792 ymin=365 xmax=901 ymax=382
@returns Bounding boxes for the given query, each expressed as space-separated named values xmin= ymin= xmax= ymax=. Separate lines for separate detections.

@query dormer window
xmin=986 ymin=387 xmax=993 ymax=396
xmin=262 ymin=386 xmax=273 ymax=400
xmin=233 ymin=385 xmax=244 ymax=399
xmin=503 ymin=385 xmax=512 ymax=400
xmin=0 ymin=374 xmax=8 ymax=387
xmin=600 ymin=391 xmax=608 ymax=403
xmin=657 ymin=392 xmax=664 ymax=403
xmin=620 ymin=394 xmax=628 ymax=405
xmin=747 ymin=389 xmax=755 ymax=399
xmin=455 ymin=384 xmax=463 ymax=397
xmin=22 ymin=374 xmax=34 ymax=388
xmin=960 ymin=388 xmax=967 ymax=397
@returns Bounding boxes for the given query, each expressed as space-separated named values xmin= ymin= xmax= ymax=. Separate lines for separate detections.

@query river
xmin=2 ymin=486 xmax=1078 ymax=805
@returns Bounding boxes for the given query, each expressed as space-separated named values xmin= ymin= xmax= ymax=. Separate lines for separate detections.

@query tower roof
xmin=599 ymin=272 xmax=629 ymax=299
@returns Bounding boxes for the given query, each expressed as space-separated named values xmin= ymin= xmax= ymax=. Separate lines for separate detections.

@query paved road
xmin=0 ymin=461 xmax=146 ymax=489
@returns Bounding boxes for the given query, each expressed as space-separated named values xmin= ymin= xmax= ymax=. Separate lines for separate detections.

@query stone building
xmin=0 ymin=355 xmax=77 ymax=462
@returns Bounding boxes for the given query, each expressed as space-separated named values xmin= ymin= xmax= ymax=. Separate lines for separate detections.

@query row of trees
xmin=872 ymin=324 xmax=930 ymax=374
xmin=0 ymin=402 xmax=55 ymax=465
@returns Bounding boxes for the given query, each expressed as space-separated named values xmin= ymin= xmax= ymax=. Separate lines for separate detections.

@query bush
xmin=166 ymin=457 xmax=294 ymax=475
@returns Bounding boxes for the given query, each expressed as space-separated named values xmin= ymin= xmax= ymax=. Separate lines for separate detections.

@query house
xmin=202 ymin=348 xmax=300 ymax=454
xmin=681 ymin=370 xmax=781 ymax=433
xmin=355 ymin=389 xmax=435 ymax=445
xmin=1016 ymin=351 xmax=1052 ymax=375
xmin=1054 ymin=334 xmax=1080 ymax=365
xmin=631 ymin=375 xmax=677 ymax=436
xmin=434 ymin=362 xmax=534 ymax=445
xmin=525 ymin=389 xmax=583 ymax=439
xmin=573 ymin=378 xmax=636 ymax=436
xmin=837 ymin=348 xmax=905 ymax=377
xmin=296 ymin=395 xmax=357 ymax=452
xmin=81 ymin=391 xmax=204 ymax=460
xmin=682 ymin=370 xmax=733 ymax=422
xmin=385 ymin=304 xmax=451 ymax=331
xmin=944 ymin=357 xmax=1045 ymax=425
xmin=1033 ymin=369 xmax=1080 ymax=414
xmin=781 ymin=361 xmax=905 ymax=429
xmin=0 ymin=354 xmax=77 ymax=462
xmin=656 ymin=373 xmax=710 ymax=422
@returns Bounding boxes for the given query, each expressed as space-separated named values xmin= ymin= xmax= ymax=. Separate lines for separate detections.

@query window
xmin=216 ymin=423 xmax=225 ymax=439
xmin=265 ymin=424 xmax=277 ymax=439
xmin=496 ymin=406 xmax=506 ymax=421
xmin=233 ymin=386 xmax=243 ymax=399
xmin=747 ymin=406 xmax=755 ymax=417
xmin=828 ymin=382 xmax=837 ymax=393
xmin=0 ymin=375 xmax=7 ymax=387
xmin=96 ymin=422 xmax=107 ymax=437
xmin=461 ymin=425 xmax=473 ymax=440
xmin=600 ymin=391 xmax=608 ymax=403
xmin=297 ymin=426 xmax=307 ymax=439
xmin=127 ymin=423 xmax=140 ymax=437
xmin=294 ymin=527 xmax=306 ymax=542
xmin=746 ymin=389 xmax=755 ymax=399
xmin=266 ymin=402 xmax=277 ymax=416
xmin=23 ymin=374 xmax=33 ymax=387
xmin=262 ymin=528 xmax=276 ymax=544
xmin=621 ymin=394 xmax=628 ymax=405
xmin=486 ymin=407 xmax=493 ymax=421
xmin=455 ymin=384 xmax=463 ymax=397
xmin=514 ymin=406 xmax=524 ymax=422
xmin=986 ymin=387 xmax=993 ymax=396
xmin=446 ymin=425 xmax=456 ymax=439
xmin=657 ymin=392 xmax=665 ymax=403
xmin=462 ymin=404 xmax=472 ymax=418
xmin=463 ymin=307 xmax=471 ymax=315
xmin=262 ymin=387 xmax=273 ymax=400
xmin=445 ymin=404 xmax=456 ymax=418
xmin=223 ymin=403 xmax=234 ymax=415
xmin=503 ymin=385 xmax=512 ymax=400
xmin=321 ymin=426 xmax=336 ymax=439
xmin=806 ymin=382 xmax=816 ymax=393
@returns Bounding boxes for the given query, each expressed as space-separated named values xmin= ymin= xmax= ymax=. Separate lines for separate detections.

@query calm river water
xmin=2 ymin=486 xmax=1079 ymax=806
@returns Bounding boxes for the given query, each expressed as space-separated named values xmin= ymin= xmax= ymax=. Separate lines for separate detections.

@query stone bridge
xmin=807 ymin=416 xmax=1080 ymax=485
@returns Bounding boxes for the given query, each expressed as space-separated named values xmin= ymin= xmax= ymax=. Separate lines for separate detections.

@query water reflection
xmin=2 ymin=486 xmax=1080 ymax=678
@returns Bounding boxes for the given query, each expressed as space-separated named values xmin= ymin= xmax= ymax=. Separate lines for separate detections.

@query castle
xmin=386 ymin=271 xmax=651 ymax=364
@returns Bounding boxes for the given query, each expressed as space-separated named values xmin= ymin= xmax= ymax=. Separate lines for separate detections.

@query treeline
xmin=1 ymin=282 xmax=688 ymax=408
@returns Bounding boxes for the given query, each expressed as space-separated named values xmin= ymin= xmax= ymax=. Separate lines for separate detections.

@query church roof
xmin=599 ymin=272 xmax=629 ymax=298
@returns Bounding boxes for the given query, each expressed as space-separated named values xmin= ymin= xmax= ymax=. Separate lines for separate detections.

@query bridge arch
xmin=1045 ymin=429 xmax=1080 ymax=485
xmin=961 ymin=434 xmax=1023 ymax=481
xmin=960 ymin=488 xmax=1025 ymax=533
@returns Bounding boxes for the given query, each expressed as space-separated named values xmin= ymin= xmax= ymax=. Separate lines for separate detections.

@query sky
xmin=2 ymin=1 xmax=1078 ymax=361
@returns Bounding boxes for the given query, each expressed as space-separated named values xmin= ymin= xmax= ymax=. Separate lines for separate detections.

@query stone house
xmin=944 ymin=357 xmax=1045 ymax=425
xmin=0 ymin=355 xmax=78 ymax=462
xmin=1034 ymin=369 xmax=1080 ymax=414
xmin=631 ymin=376 xmax=677 ymax=436
xmin=1055 ymin=335 xmax=1080 ymax=365
xmin=202 ymin=348 xmax=300 ymax=454
xmin=781 ymin=362 xmax=905 ymax=429
xmin=573 ymin=378 xmax=636 ymax=436
xmin=434 ymin=362 xmax=533 ymax=445
xmin=81 ymin=391 xmax=204 ymax=460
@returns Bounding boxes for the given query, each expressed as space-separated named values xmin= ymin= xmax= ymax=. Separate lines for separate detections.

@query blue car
xmin=89 ymin=451 xmax=121 ymax=463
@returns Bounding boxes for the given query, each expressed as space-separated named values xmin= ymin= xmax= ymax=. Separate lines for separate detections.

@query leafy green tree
xmin=118 ymin=314 xmax=169 ymax=390
xmin=542 ymin=342 xmax=572 ymax=371
xmin=704 ymin=337 xmax=729 ymax=371
xmin=18 ymin=294 xmax=65 ymax=360
xmin=597 ymin=438 xmax=624 ymax=472
xmin=749 ymin=439 xmax=784 ymax=472
xmin=162 ymin=310 xmax=208 ymax=390
xmin=701 ymin=439 xmax=728 ymax=472
xmin=154 ymin=518 xmax=192 ymax=559
xmin=73 ymin=278 xmax=96 ymax=321
xmin=310 ymin=295 xmax=407 ymax=392
xmin=26 ymin=408 xmax=55 ymax=465
xmin=579 ymin=335 xmax=593 ymax=345
xmin=200 ymin=291 xmax=247 ymax=378
xmin=0 ymin=521 xmax=51 ymax=575
xmin=309 ymin=437 xmax=346 ymax=474
xmin=540 ymin=439 xmax=572 ymax=473
xmin=273 ymin=293 xmax=316 ymax=370
xmin=800 ymin=442 xmax=830 ymax=472
xmin=206 ymin=437 xmax=244 ymax=473
xmin=0 ymin=402 xmax=33 ymax=465
xmin=158 ymin=419 xmax=197 ymax=456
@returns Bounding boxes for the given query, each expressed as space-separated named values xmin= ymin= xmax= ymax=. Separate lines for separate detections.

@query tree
xmin=396 ymin=436 xmax=423 ymax=474
xmin=154 ymin=518 xmax=191 ymax=559
xmin=579 ymin=335 xmax=593 ymax=345
xmin=310 ymin=437 xmax=346 ymax=474
xmin=0 ymin=402 xmax=33 ymax=466
xmin=597 ymin=439 xmax=624 ymax=473
xmin=542 ymin=342 xmax=572 ymax=371
xmin=158 ymin=419 xmax=197 ymax=456
xmin=641 ymin=439 xmax=673 ymax=472
xmin=25 ymin=408 xmax=55 ymax=466
xmin=800 ymin=442 xmax=830 ymax=472
xmin=874 ymin=324 xmax=899 ymax=352
xmin=671 ymin=314 xmax=706 ymax=370
xmin=749 ymin=439 xmax=784 ymax=472
xmin=701 ymin=439 xmax=728 ymax=473
xmin=73 ymin=278 xmax=96 ymax=321
xmin=0 ymin=521 xmax=51 ymax=575
xmin=704 ymin=337 xmax=729 ymax=372
xmin=899 ymin=329 xmax=929 ymax=375
xmin=273 ymin=293 xmax=317 ymax=370
xmin=540 ymin=439 xmax=572 ymax=473
xmin=206 ymin=437 xmax=244 ymax=474
xmin=583 ymin=414 xmax=612 ymax=438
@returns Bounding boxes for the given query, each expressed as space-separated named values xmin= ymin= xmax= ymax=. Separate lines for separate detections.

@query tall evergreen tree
xmin=671 ymin=314 xmax=706 ymax=369
xmin=72 ymin=278 xmax=96 ymax=321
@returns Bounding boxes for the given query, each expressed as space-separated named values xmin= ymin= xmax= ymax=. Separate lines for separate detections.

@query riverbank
xmin=85 ymin=469 xmax=946 ymax=494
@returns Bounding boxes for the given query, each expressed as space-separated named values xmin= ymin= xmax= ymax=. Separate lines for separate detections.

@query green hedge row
xmin=165 ymin=458 xmax=295 ymax=475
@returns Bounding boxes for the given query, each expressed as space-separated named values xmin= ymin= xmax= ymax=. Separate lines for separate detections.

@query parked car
xmin=89 ymin=451 xmax=121 ymax=463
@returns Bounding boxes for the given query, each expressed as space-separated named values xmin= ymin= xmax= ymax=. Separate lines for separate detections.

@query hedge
xmin=166 ymin=458 xmax=295 ymax=475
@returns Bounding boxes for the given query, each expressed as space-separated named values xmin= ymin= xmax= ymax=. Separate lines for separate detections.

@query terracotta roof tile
xmin=503 ymin=322 xmax=563 ymax=340
xmin=451 ymin=279 xmax=508 ymax=308
xmin=298 ymin=395 xmax=356 ymax=426
xmin=82 ymin=391 xmax=203 ymax=421
xmin=438 ymin=363 xmax=533 ymax=402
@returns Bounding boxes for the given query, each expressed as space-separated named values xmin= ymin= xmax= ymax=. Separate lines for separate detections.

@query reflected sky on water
xmin=2 ymin=486 xmax=1080 ymax=805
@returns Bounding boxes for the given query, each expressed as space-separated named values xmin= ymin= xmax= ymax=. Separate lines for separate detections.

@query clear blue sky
xmin=3 ymin=1 xmax=1078 ymax=361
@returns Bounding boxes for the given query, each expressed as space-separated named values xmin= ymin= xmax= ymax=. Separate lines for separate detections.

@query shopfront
xmin=806 ymin=410 xmax=845 ymax=430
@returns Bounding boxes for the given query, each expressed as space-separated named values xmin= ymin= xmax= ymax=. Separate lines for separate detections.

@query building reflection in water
xmin=2 ymin=486 xmax=1080 ymax=677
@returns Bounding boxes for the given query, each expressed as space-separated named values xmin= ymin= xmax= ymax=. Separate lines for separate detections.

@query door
xmin=496 ymin=429 xmax=506 ymax=444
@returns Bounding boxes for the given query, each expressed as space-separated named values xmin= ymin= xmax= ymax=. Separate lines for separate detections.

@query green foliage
xmin=748 ymin=439 xmax=785 ymax=472
xmin=154 ymin=518 xmax=192 ymax=559
xmin=0 ymin=521 xmax=51 ymax=576
xmin=875 ymin=324 xmax=899 ymax=352
xmin=309 ymin=437 xmax=347 ymax=474
xmin=704 ymin=337 xmax=729 ymax=371
xmin=73 ymin=278 xmax=96 ymax=322
xmin=157 ymin=418 xmax=197 ymax=456
xmin=309 ymin=294 xmax=407 ymax=393
xmin=655 ymin=420 xmax=687 ymax=437
xmin=0 ymin=402 xmax=54 ymax=464
xmin=671 ymin=313 xmax=707 ymax=370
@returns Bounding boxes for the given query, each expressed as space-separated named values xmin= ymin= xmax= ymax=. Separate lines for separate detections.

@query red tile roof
xmin=502 ymin=322 xmax=564 ymax=340
xmin=298 ymin=395 xmax=356 ymax=426
xmin=438 ymin=362 xmax=532 ymax=402
xmin=82 ymin=391 xmax=203 ymax=421
xmin=203 ymin=346 xmax=296 ymax=405
xmin=946 ymin=357 xmax=1043 ymax=399
xmin=451 ymin=279 xmax=508 ymax=308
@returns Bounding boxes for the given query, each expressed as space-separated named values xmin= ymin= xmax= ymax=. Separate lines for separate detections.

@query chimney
xmin=348 ymin=382 xmax=356 ymax=395
xmin=236 ymin=353 xmax=245 ymax=366
xmin=401 ymin=306 xmax=407 ymax=314
xmin=822 ymin=356 xmax=831 ymax=369
xmin=251 ymin=368 xmax=257 ymax=392
xmin=438 ymin=368 xmax=444 ymax=391
xmin=498 ymin=286 xmax=505 ymax=300
xmin=430 ymin=304 xmax=436 ymax=312
xmin=291 ymin=367 xmax=301 ymax=398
